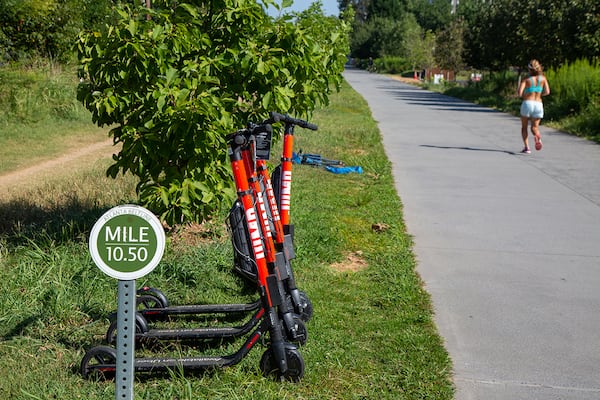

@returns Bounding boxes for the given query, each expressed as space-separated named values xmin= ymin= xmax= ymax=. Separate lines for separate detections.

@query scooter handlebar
xmin=269 ymin=112 xmax=318 ymax=131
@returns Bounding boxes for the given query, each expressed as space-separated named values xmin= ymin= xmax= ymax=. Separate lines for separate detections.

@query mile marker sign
xmin=89 ymin=205 xmax=165 ymax=280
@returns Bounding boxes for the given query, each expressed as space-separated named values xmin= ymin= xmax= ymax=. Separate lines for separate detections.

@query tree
xmin=350 ymin=16 xmax=407 ymax=59
xmin=434 ymin=17 xmax=465 ymax=77
xmin=461 ymin=0 xmax=600 ymax=70
xmin=409 ymin=0 xmax=452 ymax=33
xmin=0 ymin=0 xmax=118 ymax=62
xmin=367 ymin=0 xmax=408 ymax=20
xmin=77 ymin=0 xmax=350 ymax=224
xmin=402 ymin=13 xmax=435 ymax=73
xmin=339 ymin=0 xmax=368 ymax=22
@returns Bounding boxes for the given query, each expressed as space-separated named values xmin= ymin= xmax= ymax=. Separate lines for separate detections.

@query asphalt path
xmin=344 ymin=68 xmax=600 ymax=400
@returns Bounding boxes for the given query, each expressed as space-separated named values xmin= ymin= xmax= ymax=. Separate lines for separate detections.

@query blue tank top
xmin=523 ymin=76 xmax=544 ymax=94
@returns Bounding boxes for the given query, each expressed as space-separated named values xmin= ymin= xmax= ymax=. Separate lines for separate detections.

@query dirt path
xmin=0 ymin=139 xmax=118 ymax=194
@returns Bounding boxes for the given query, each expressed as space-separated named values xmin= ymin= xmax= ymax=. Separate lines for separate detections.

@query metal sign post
xmin=89 ymin=205 xmax=165 ymax=400
xmin=116 ymin=280 xmax=136 ymax=399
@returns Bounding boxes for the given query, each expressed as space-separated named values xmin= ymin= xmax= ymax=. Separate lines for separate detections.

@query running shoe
xmin=521 ymin=147 xmax=531 ymax=154
xmin=535 ymin=137 xmax=542 ymax=151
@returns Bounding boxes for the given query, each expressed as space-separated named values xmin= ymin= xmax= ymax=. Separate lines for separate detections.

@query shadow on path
xmin=421 ymin=144 xmax=516 ymax=155
xmin=378 ymin=84 xmax=498 ymax=113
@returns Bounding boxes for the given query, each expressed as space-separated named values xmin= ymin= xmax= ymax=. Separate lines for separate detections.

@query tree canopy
xmin=346 ymin=0 xmax=599 ymax=73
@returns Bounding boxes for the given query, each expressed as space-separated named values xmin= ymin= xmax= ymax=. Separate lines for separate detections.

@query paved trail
xmin=345 ymin=68 xmax=600 ymax=400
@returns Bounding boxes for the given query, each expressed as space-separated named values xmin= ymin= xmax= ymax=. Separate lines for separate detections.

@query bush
xmin=544 ymin=58 xmax=600 ymax=120
xmin=374 ymin=56 xmax=411 ymax=74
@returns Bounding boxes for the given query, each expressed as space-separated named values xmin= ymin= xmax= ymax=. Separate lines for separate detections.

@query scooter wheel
xmin=105 ymin=313 xmax=149 ymax=344
xmin=259 ymin=345 xmax=305 ymax=382
xmin=136 ymin=287 xmax=169 ymax=308
xmin=80 ymin=345 xmax=117 ymax=380
xmin=136 ymin=294 xmax=165 ymax=311
xmin=297 ymin=291 xmax=313 ymax=323
xmin=286 ymin=315 xmax=308 ymax=346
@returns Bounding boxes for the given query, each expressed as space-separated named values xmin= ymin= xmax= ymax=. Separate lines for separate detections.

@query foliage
xmin=339 ymin=0 xmax=368 ymax=22
xmin=367 ymin=0 xmax=408 ymax=20
xmin=347 ymin=0 xmax=445 ymax=68
xmin=434 ymin=18 xmax=465 ymax=75
xmin=460 ymin=0 xmax=600 ymax=70
xmin=373 ymin=56 xmax=411 ymax=74
xmin=0 ymin=0 xmax=118 ymax=63
xmin=77 ymin=0 xmax=350 ymax=225
xmin=349 ymin=0 xmax=599 ymax=74
xmin=402 ymin=13 xmax=435 ymax=72
xmin=544 ymin=58 xmax=600 ymax=119
xmin=350 ymin=16 xmax=407 ymax=59
xmin=0 ymin=61 xmax=85 ymax=123
xmin=556 ymin=101 xmax=600 ymax=143
xmin=408 ymin=0 xmax=452 ymax=32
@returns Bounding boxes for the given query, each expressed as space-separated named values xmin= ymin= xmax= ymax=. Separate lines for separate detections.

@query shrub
xmin=374 ymin=56 xmax=411 ymax=74
xmin=545 ymin=58 xmax=600 ymax=120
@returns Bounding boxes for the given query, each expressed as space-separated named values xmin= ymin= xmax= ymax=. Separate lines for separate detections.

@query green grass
xmin=0 ymin=81 xmax=454 ymax=399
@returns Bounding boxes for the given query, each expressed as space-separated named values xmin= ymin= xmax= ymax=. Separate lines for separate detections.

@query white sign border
xmin=89 ymin=204 xmax=166 ymax=280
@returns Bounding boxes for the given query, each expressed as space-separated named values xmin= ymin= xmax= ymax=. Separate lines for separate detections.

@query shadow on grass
xmin=0 ymin=197 xmax=109 ymax=246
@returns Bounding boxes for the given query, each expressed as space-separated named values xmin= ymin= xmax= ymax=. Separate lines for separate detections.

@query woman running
xmin=517 ymin=59 xmax=551 ymax=154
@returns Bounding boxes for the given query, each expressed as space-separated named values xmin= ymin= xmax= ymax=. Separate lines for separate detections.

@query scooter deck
xmin=142 ymin=323 xmax=256 ymax=340
xmin=134 ymin=355 xmax=232 ymax=371
xmin=140 ymin=299 xmax=261 ymax=319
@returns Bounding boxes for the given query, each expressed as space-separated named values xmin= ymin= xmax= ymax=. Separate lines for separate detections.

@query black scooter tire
xmin=136 ymin=294 xmax=166 ymax=311
xmin=287 ymin=315 xmax=308 ymax=346
xmin=105 ymin=313 xmax=149 ymax=344
xmin=80 ymin=345 xmax=117 ymax=380
xmin=296 ymin=291 xmax=313 ymax=323
xmin=259 ymin=345 xmax=305 ymax=382
xmin=136 ymin=287 xmax=169 ymax=308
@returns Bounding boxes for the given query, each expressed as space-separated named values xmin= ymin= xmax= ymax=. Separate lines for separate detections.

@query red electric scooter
xmin=81 ymin=115 xmax=314 ymax=381
xmin=117 ymin=114 xmax=315 ymax=336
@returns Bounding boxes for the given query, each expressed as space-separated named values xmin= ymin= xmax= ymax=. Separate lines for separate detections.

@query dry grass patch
xmin=330 ymin=250 xmax=368 ymax=273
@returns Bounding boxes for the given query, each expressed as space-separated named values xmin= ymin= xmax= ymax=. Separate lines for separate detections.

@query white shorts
xmin=520 ymin=100 xmax=544 ymax=119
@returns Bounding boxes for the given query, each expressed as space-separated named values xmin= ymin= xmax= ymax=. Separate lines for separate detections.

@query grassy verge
xmin=0 ymin=82 xmax=454 ymax=399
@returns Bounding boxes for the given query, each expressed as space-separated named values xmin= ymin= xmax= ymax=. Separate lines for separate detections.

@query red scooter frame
xmin=132 ymin=114 xmax=316 ymax=323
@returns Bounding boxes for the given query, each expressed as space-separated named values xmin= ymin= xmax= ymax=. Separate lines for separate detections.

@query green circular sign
xmin=89 ymin=205 xmax=165 ymax=280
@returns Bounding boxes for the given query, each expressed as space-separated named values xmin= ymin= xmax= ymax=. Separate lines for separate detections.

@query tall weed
xmin=543 ymin=59 xmax=600 ymax=120
xmin=0 ymin=61 xmax=86 ymax=124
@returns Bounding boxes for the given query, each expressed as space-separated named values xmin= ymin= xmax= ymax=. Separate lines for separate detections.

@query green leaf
xmin=151 ymin=26 xmax=164 ymax=41
xmin=179 ymin=3 xmax=200 ymax=18
xmin=166 ymin=68 xmax=179 ymax=85
xmin=256 ymin=59 xmax=266 ymax=74
xmin=127 ymin=20 xmax=137 ymax=36
xmin=157 ymin=95 xmax=166 ymax=111
xmin=261 ymin=91 xmax=273 ymax=109
xmin=159 ymin=187 xmax=170 ymax=207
